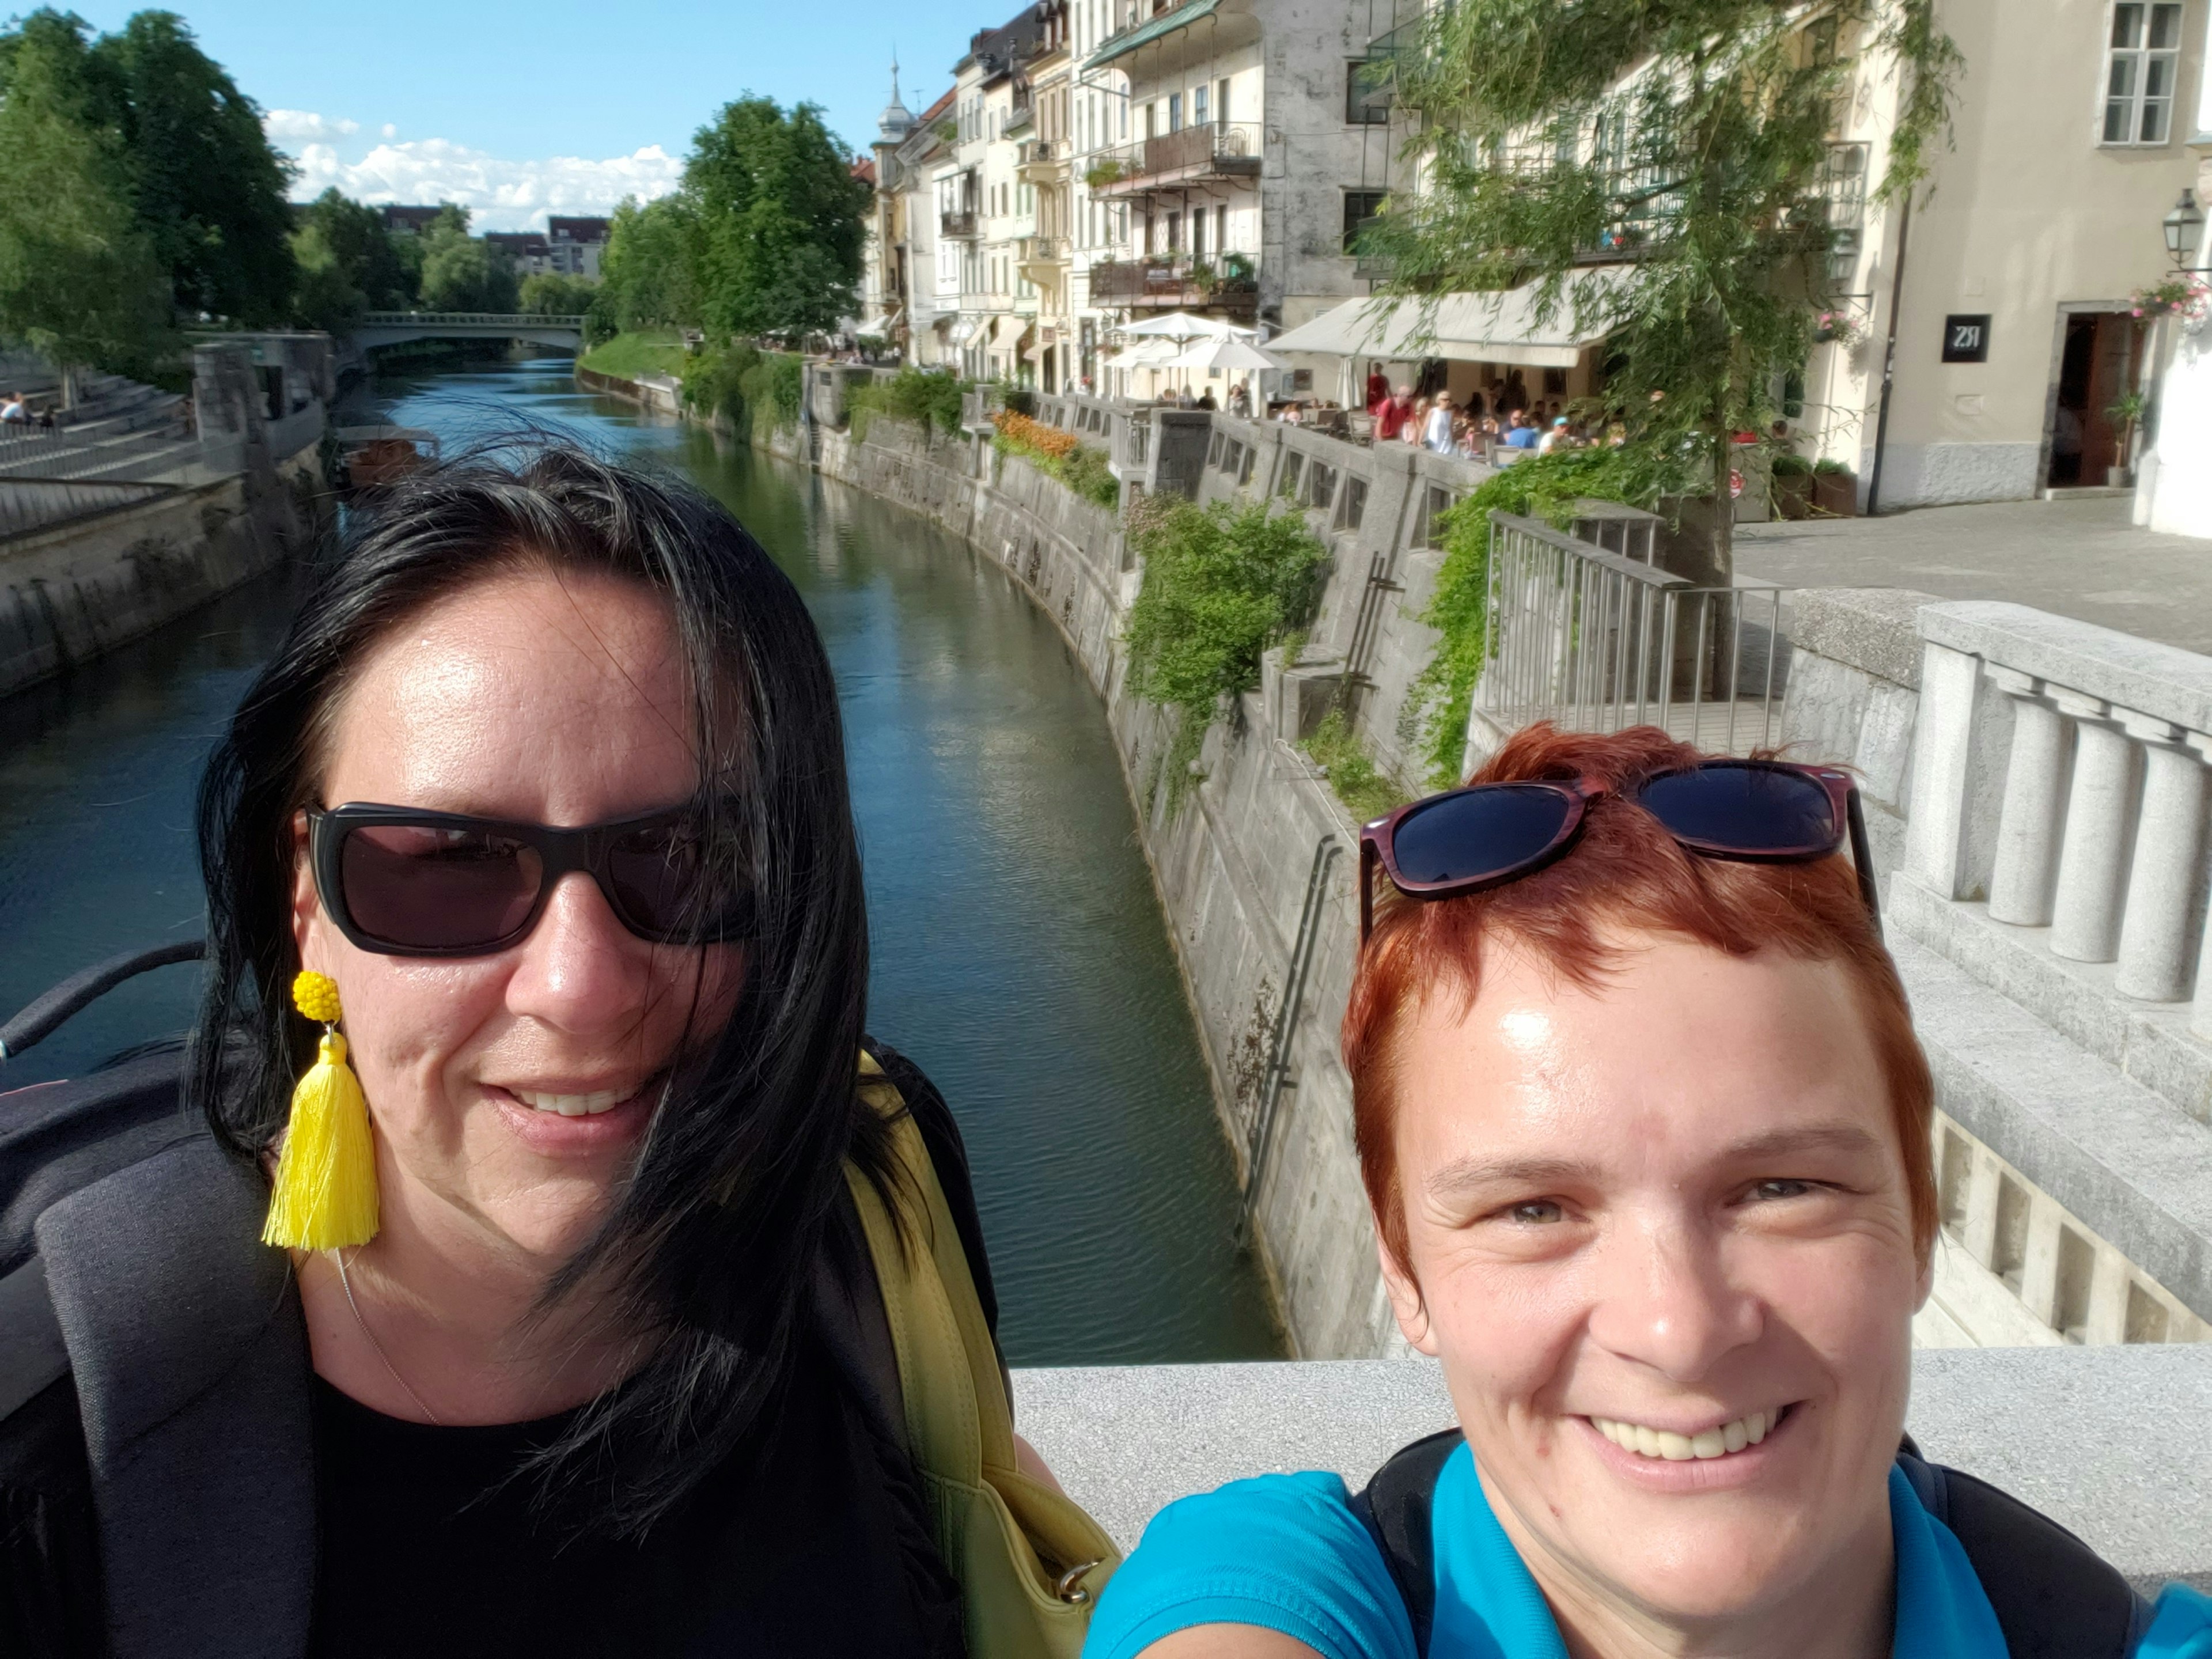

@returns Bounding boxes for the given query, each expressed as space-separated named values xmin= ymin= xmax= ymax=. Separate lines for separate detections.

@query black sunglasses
xmin=308 ymin=803 xmax=754 ymax=958
xmin=1359 ymin=759 xmax=1880 ymax=940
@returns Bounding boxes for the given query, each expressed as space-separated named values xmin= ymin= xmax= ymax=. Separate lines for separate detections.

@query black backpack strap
xmin=1896 ymin=1452 xmax=2150 ymax=1659
xmin=36 ymin=1134 xmax=315 ymax=1659
xmin=1347 ymin=1427 xmax=1463 ymax=1656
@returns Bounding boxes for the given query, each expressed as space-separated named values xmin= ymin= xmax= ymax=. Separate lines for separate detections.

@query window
xmin=1346 ymin=59 xmax=1392 ymax=124
xmin=1169 ymin=93 xmax=1183 ymax=132
xmin=1194 ymin=84 xmax=1209 ymax=126
xmin=2103 ymin=2 xmax=2184 ymax=143
xmin=1192 ymin=207 xmax=1206 ymax=259
xmin=1217 ymin=78 xmax=1232 ymax=125
xmin=1305 ymin=460 xmax=1338 ymax=512
xmin=1415 ymin=485 xmax=1456 ymax=550
xmin=1337 ymin=476 xmax=1368 ymax=532
xmin=1342 ymin=190 xmax=1387 ymax=253
xmin=1217 ymin=204 xmax=1229 ymax=255
xmin=1209 ymin=430 xmax=1224 ymax=467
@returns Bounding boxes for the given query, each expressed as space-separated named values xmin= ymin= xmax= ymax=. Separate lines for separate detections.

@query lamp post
xmin=2165 ymin=188 xmax=2207 ymax=274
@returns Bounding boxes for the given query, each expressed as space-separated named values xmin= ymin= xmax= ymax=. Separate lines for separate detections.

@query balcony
xmin=1088 ymin=252 xmax=1257 ymax=315
xmin=1085 ymin=122 xmax=1262 ymax=197
xmin=1017 ymin=138 xmax=1071 ymax=182
xmin=940 ymin=209 xmax=980 ymax=240
xmin=1018 ymin=235 xmax=1070 ymax=276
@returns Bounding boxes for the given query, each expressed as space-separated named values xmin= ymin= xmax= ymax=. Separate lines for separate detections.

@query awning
xmin=1266 ymin=273 xmax=1626 ymax=368
xmin=1087 ymin=0 xmax=1220 ymax=68
xmin=947 ymin=315 xmax=983 ymax=346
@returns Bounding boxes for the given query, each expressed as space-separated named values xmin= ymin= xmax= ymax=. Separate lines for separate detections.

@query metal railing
xmin=1088 ymin=253 xmax=1258 ymax=306
xmin=356 ymin=312 xmax=586 ymax=328
xmin=940 ymin=210 xmax=979 ymax=240
xmin=1475 ymin=513 xmax=1785 ymax=755
xmin=1020 ymin=235 xmax=1070 ymax=264
xmin=1086 ymin=123 xmax=1263 ymax=194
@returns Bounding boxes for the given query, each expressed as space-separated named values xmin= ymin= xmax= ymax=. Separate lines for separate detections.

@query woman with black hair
xmin=0 ymin=445 xmax=1103 ymax=1657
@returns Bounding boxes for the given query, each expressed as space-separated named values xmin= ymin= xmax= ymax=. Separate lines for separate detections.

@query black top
xmin=0 ymin=1043 xmax=992 ymax=1659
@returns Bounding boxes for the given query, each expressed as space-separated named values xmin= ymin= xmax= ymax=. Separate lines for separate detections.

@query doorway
xmin=2048 ymin=311 xmax=2145 ymax=487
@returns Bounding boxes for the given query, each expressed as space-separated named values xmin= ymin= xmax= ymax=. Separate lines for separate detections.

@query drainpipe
xmin=1863 ymin=192 xmax=1914 ymax=517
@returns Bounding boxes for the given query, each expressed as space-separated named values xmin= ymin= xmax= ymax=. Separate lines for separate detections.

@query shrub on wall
xmin=1404 ymin=441 xmax=1698 ymax=789
xmin=849 ymin=366 xmax=970 ymax=442
xmin=1123 ymin=494 xmax=1327 ymax=812
xmin=992 ymin=411 xmax=1120 ymax=509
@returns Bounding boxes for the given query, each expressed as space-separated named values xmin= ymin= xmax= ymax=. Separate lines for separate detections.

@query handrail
xmin=355 ymin=312 xmax=587 ymax=327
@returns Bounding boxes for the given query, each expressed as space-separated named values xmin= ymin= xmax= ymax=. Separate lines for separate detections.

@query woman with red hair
xmin=1086 ymin=726 xmax=2210 ymax=1659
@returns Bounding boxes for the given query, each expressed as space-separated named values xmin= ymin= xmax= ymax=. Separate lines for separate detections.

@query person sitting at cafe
xmin=1366 ymin=368 xmax=1391 ymax=415
xmin=1537 ymin=414 xmax=1572 ymax=456
xmin=1085 ymin=723 xmax=2212 ymax=1659
xmin=1196 ymin=387 xmax=1218 ymax=411
xmin=1502 ymin=412 xmax=1541 ymax=450
xmin=1228 ymin=381 xmax=1251 ymax=418
xmin=1402 ymin=397 xmax=1427 ymax=446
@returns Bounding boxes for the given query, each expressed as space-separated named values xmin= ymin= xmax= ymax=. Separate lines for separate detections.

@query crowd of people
xmin=1364 ymin=367 xmax=1623 ymax=461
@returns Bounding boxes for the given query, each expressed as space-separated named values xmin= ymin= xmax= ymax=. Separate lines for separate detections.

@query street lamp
xmin=2165 ymin=187 xmax=2207 ymax=272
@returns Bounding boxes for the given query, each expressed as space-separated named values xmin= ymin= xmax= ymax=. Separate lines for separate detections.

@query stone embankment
xmin=0 ymin=338 xmax=334 ymax=699
xmin=585 ymin=363 xmax=2212 ymax=1373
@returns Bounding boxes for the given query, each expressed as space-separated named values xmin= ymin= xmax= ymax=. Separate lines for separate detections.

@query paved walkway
xmin=1735 ymin=497 xmax=2212 ymax=656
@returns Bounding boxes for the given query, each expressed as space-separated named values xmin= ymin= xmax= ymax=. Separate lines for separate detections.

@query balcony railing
xmin=1017 ymin=138 xmax=1070 ymax=179
xmin=1085 ymin=123 xmax=1262 ymax=196
xmin=1019 ymin=235 xmax=1070 ymax=267
xmin=940 ymin=209 xmax=980 ymax=240
xmin=1088 ymin=253 xmax=1257 ymax=311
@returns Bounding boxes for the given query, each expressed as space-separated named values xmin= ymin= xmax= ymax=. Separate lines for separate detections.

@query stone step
xmin=1891 ymin=930 xmax=2212 ymax=1325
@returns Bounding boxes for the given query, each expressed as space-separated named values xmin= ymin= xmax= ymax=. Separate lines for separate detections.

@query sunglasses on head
xmin=307 ymin=803 xmax=755 ymax=958
xmin=1358 ymin=758 xmax=1880 ymax=941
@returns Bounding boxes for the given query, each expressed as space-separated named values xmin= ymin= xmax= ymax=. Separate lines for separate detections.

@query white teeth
xmin=1590 ymin=1408 xmax=1782 ymax=1461
xmin=511 ymin=1087 xmax=630 ymax=1117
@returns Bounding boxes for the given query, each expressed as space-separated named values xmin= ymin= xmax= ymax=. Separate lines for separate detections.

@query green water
xmin=0 ymin=357 xmax=1282 ymax=1365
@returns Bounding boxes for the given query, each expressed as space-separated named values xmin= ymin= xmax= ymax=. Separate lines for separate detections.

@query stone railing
xmin=1907 ymin=602 xmax=2212 ymax=1023
xmin=1012 ymin=1350 xmax=2212 ymax=1590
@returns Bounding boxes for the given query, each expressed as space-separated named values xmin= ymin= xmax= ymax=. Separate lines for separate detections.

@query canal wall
xmin=798 ymin=409 xmax=1410 ymax=1358
xmin=0 ymin=340 xmax=334 ymax=700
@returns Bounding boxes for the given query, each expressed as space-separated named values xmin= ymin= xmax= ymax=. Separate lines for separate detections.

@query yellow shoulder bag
xmin=848 ymin=1053 xmax=1121 ymax=1658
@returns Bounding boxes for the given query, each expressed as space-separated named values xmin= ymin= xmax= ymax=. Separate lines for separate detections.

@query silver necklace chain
xmin=335 ymin=1248 xmax=446 ymax=1426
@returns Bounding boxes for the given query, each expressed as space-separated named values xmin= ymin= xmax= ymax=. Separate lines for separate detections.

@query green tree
xmin=519 ymin=271 xmax=598 ymax=317
xmin=597 ymin=194 xmax=705 ymax=332
xmin=85 ymin=10 xmax=296 ymax=323
xmin=290 ymin=188 xmax=414 ymax=329
xmin=1369 ymin=0 xmax=1960 ymax=565
xmin=417 ymin=204 xmax=518 ymax=312
xmin=0 ymin=11 xmax=169 ymax=393
xmin=685 ymin=97 xmax=869 ymax=340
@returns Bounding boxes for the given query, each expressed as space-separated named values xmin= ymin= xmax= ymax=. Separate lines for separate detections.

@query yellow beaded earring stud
xmin=262 ymin=970 xmax=380 ymax=1250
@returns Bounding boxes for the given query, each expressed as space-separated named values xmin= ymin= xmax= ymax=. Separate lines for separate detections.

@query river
xmin=0 ymin=355 xmax=1282 ymax=1365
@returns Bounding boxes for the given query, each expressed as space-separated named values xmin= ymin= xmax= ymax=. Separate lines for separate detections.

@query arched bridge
xmin=354 ymin=312 xmax=588 ymax=351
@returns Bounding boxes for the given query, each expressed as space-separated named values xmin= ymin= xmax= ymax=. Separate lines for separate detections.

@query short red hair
xmin=1342 ymin=723 xmax=1936 ymax=1274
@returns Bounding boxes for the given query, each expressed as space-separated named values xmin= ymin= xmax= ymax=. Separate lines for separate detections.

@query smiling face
xmin=1379 ymin=931 xmax=1927 ymax=1639
xmin=292 ymin=564 xmax=743 ymax=1264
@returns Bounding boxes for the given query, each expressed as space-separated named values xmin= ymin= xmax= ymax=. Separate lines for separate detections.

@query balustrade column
xmin=1986 ymin=668 xmax=2070 ymax=927
xmin=2048 ymin=694 xmax=2139 ymax=964
xmin=2114 ymin=713 xmax=2211 ymax=1000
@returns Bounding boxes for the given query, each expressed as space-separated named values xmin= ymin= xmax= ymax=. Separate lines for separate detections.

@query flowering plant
xmin=993 ymin=410 xmax=1079 ymax=462
xmin=1813 ymin=309 xmax=1864 ymax=347
xmin=2132 ymin=276 xmax=2211 ymax=324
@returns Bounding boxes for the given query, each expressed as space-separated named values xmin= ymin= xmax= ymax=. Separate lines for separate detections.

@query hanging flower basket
xmin=1813 ymin=310 xmax=1864 ymax=347
xmin=2133 ymin=276 xmax=2211 ymax=329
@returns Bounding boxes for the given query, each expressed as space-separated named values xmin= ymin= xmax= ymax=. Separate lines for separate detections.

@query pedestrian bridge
xmin=354 ymin=312 xmax=588 ymax=351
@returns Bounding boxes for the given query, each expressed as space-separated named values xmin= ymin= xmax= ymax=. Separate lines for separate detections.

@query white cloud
xmin=381 ymin=123 xmax=398 ymax=140
xmin=263 ymin=109 xmax=360 ymax=143
xmin=288 ymin=138 xmax=684 ymax=231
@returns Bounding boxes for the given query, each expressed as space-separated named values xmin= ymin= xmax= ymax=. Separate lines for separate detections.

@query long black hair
xmin=190 ymin=442 xmax=888 ymax=1533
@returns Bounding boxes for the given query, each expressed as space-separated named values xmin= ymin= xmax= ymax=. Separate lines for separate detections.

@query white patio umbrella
xmin=1167 ymin=338 xmax=1287 ymax=373
xmin=1118 ymin=311 xmax=1253 ymax=343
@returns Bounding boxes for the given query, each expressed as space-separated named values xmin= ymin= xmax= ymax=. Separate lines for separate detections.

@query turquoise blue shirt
xmin=1085 ymin=1444 xmax=2212 ymax=1658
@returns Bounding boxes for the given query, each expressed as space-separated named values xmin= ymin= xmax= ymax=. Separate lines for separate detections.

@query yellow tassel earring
xmin=262 ymin=970 xmax=380 ymax=1250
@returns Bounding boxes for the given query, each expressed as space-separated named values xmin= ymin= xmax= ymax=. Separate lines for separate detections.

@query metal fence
xmin=1475 ymin=513 xmax=1786 ymax=755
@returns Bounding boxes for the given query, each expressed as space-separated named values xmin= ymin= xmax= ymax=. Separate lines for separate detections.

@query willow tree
xmin=1366 ymin=0 xmax=1960 ymax=562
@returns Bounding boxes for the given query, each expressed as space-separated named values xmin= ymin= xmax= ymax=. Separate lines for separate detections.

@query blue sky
xmin=63 ymin=1 xmax=994 ymax=229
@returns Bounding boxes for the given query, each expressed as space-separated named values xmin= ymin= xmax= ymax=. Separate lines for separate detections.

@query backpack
xmin=0 ymin=944 xmax=1119 ymax=1659
xmin=1349 ymin=1428 xmax=2154 ymax=1658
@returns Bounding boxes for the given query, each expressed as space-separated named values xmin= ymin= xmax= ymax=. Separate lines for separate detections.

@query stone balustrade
xmin=1907 ymin=602 xmax=2212 ymax=1024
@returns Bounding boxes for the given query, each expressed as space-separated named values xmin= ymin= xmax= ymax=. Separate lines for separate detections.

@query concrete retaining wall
xmin=0 ymin=450 xmax=326 ymax=699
